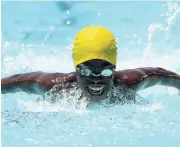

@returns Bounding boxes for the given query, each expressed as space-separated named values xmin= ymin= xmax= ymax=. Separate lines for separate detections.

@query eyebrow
xmin=78 ymin=64 xmax=114 ymax=70
xmin=84 ymin=61 xmax=112 ymax=67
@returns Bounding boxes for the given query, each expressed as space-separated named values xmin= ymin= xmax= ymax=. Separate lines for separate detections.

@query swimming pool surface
xmin=1 ymin=1 xmax=180 ymax=147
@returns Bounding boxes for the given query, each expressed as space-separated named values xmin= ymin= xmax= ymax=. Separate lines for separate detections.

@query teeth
xmin=88 ymin=86 xmax=103 ymax=91
xmin=88 ymin=86 xmax=104 ymax=94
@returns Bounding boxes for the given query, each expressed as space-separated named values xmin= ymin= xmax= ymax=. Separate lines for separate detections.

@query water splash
xmin=14 ymin=81 xmax=150 ymax=113
xmin=143 ymin=2 xmax=180 ymax=60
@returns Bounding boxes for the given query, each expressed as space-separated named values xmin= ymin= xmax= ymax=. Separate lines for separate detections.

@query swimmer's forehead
xmin=79 ymin=59 xmax=115 ymax=69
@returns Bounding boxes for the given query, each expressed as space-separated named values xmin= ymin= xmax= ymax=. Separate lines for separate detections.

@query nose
xmin=88 ymin=76 xmax=105 ymax=85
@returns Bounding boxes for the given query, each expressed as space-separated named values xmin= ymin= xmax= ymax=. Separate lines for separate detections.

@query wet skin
xmin=1 ymin=59 xmax=180 ymax=103
xmin=76 ymin=59 xmax=115 ymax=101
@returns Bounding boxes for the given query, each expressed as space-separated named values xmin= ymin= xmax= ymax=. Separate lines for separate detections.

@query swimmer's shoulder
xmin=35 ymin=71 xmax=77 ymax=93
xmin=114 ymin=69 xmax=135 ymax=84
xmin=113 ymin=69 xmax=146 ymax=89
xmin=41 ymin=71 xmax=77 ymax=84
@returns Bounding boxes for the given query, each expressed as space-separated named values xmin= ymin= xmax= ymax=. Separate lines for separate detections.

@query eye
xmin=81 ymin=68 xmax=91 ymax=76
xmin=101 ymin=69 xmax=113 ymax=77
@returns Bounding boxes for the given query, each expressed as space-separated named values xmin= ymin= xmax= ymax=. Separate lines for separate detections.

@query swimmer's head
xmin=72 ymin=26 xmax=117 ymax=100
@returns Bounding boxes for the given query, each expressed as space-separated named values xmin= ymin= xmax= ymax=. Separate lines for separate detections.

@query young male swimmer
xmin=1 ymin=26 xmax=180 ymax=103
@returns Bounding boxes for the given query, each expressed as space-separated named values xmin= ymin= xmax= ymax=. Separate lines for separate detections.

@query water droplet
xmin=66 ymin=20 xmax=71 ymax=25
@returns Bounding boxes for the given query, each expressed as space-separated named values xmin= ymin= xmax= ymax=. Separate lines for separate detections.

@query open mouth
xmin=87 ymin=86 xmax=105 ymax=95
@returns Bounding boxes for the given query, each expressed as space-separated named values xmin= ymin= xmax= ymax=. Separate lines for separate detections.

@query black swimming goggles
xmin=77 ymin=64 xmax=115 ymax=77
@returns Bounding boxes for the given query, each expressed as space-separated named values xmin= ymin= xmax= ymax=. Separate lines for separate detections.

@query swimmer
xmin=1 ymin=26 xmax=180 ymax=103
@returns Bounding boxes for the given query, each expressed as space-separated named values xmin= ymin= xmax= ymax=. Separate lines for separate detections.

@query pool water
xmin=1 ymin=1 xmax=180 ymax=147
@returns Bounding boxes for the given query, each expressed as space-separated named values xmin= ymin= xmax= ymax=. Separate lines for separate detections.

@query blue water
xmin=1 ymin=1 xmax=180 ymax=147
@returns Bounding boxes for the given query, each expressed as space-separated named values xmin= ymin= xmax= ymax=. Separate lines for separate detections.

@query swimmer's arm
xmin=1 ymin=72 xmax=76 ymax=95
xmin=116 ymin=67 xmax=180 ymax=91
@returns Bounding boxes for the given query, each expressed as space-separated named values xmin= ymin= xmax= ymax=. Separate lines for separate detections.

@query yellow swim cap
xmin=72 ymin=26 xmax=117 ymax=68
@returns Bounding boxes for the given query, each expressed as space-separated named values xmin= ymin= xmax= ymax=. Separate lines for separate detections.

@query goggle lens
xmin=77 ymin=68 xmax=113 ymax=77
xmin=101 ymin=69 xmax=113 ymax=76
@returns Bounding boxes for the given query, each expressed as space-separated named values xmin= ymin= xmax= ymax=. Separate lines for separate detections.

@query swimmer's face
xmin=76 ymin=59 xmax=115 ymax=101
